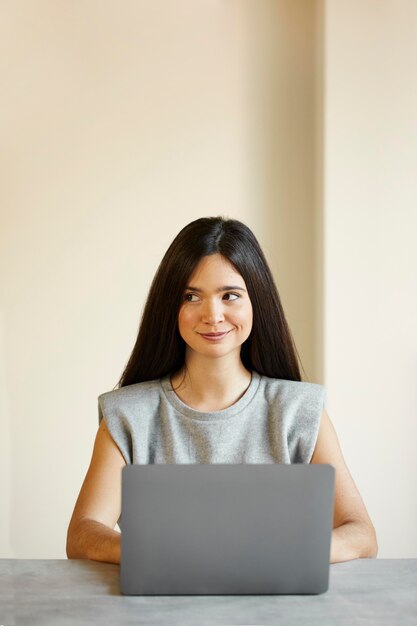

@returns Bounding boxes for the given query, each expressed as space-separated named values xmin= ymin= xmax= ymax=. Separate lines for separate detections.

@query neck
xmin=171 ymin=354 xmax=252 ymax=412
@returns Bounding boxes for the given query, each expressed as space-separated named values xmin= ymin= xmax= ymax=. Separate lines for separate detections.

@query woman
xmin=66 ymin=216 xmax=377 ymax=565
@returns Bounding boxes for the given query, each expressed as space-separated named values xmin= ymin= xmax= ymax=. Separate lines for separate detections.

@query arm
xmin=66 ymin=419 xmax=126 ymax=564
xmin=311 ymin=409 xmax=378 ymax=564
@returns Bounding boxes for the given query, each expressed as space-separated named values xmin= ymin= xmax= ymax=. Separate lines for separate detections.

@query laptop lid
xmin=120 ymin=463 xmax=335 ymax=595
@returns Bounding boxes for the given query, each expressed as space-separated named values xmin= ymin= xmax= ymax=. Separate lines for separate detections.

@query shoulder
xmin=98 ymin=379 xmax=162 ymax=414
xmin=258 ymin=374 xmax=326 ymax=405
xmin=257 ymin=375 xmax=326 ymax=464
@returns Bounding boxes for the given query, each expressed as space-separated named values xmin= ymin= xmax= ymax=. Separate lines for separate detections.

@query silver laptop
xmin=120 ymin=464 xmax=334 ymax=595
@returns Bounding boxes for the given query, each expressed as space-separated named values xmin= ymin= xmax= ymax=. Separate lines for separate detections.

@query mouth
xmin=197 ymin=331 xmax=231 ymax=341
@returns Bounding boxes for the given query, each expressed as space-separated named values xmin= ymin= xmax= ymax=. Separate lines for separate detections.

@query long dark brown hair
xmin=117 ymin=216 xmax=305 ymax=387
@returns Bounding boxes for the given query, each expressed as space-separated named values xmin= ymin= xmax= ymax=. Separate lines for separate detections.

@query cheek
xmin=178 ymin=307 xmax=194 ymax=333
xmin=248 ymin=308 xmax=254 ymax=329
xmin=245 ymin=309 xmax=254 ymax=332
xmin=234 ymin=303 xmax=253 ymax=330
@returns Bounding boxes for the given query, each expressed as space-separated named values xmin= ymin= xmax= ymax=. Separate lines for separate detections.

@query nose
xmin=201 ymin=299 xmax=225 ymax=325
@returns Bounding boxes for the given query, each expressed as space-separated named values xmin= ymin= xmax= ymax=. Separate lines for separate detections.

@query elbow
xmin=362 ymin=523 xmax=378 ymax=559
xmin=66 ymin=527 xmax=77 ymax=560
xmin=331 ymin=518 xmax=378 ymax=564
xmin=369 ymin=530 xmax=378 ymax=559
xmin=66 ymin=520 xmax=86 ymax=560
xmin=66 ymin=546 xmax=76 ymax=560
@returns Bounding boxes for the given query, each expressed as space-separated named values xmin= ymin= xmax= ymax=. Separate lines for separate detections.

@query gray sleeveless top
xmin=98 ymin=372 xmax=326 ymax=465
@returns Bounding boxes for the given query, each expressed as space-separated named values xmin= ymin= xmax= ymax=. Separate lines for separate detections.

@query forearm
xmin=330 ymin=521 xmax=378 ymax=564
xmin=66 ymin=519 xmax=121 ymax=565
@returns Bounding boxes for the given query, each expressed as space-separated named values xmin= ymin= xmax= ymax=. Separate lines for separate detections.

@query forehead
xmin=188 ymin=254 xmax=245 ymax=285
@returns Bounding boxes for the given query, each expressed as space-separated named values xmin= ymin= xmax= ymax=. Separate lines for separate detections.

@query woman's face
xmin=178 ymin=253 xmax=253 ymax=363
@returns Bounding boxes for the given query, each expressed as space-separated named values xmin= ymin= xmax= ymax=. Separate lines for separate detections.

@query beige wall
xmin=0 ymin=1 xmax=317 ymax=558
xmin=1 ymin=0 xmax=415 ymax=560
xmin=243 ymin=0 xmax=321 ymax=383
xmin=323 ymin=1 xmax=417 ymax=557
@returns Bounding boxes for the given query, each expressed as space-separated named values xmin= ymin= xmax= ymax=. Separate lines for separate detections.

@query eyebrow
xmin=185 ymin=285 xmax=247 ymax=293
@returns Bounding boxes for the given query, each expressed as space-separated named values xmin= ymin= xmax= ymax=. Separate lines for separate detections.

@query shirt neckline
xmin=160 ymin=370 xmax=261 ymax=421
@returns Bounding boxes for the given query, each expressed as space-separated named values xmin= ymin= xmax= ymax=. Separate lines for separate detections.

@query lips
xmin=197 ymin=331 xmax=231 ymax=340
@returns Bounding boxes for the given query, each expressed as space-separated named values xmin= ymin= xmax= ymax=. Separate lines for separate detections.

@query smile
xmin=197 ymin=331 xmax=231 ymax=342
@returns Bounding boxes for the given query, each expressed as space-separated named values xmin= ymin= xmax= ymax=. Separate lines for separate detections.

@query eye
xmin=223 ymin=292 xmax=240 ymax=301
xmin=184 ymin=293 xmax=200 ymax=302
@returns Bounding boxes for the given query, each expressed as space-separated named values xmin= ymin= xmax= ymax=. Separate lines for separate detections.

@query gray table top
xmin=1 ymin=558 xmax=416 ymax=626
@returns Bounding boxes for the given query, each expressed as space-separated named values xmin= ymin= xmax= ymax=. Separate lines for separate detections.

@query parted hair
xmin=117 ymin=216 xmax=304 ymax=387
